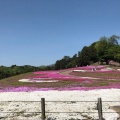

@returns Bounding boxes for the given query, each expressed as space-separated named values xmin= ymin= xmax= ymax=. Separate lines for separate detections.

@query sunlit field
xmin=0 ymin=65 xmax=120 ymax=92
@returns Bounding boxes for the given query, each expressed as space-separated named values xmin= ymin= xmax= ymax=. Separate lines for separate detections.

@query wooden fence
xmin=0 ymin=98 xmax=119 ymax=120
xmin=41 ymin=98 xmax=104 ymax=120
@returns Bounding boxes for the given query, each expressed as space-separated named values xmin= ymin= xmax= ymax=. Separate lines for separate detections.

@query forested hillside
xmin=55 ymin=35 xmax=120 ymax=69
xmin=0 ymin=65 xmax=54 ymax=80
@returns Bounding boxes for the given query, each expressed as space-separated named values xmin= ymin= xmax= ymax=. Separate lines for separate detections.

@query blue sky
xmin=0 ymin=0 xmax=120 ymax=66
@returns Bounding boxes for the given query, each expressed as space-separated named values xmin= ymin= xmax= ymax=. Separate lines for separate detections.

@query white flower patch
xmin=19 ymin=79 xmax=59 ymax=83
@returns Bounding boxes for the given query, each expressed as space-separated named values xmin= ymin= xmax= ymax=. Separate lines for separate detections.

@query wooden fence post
xmin=97 ymin=98 xmax=103 ymax=120
xmin=41 ymin=98 xmax=45 ymax=120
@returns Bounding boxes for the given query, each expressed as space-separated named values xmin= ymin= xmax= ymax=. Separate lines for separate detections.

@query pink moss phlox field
xmin=0 ymin=87 xmax=52 ymax=92
xmin=33 ymin=66 xmax=109 ymax=80
xmin=1 ymin=84 xmax=120 ymax=92
xmin=66 ymin=65 xmax=105 ymax=71
xmin=34 ymin=71 xmax=87 ymax=81
xmin=0 ymin=66 xmax=120 ymax=92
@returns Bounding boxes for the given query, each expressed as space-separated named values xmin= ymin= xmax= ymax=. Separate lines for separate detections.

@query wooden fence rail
xmin=41 ymin=97 xmax=105 ymax=120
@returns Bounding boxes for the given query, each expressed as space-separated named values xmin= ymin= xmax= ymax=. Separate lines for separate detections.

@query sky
xmin=0 ymin=0 xmax=120 ymax=66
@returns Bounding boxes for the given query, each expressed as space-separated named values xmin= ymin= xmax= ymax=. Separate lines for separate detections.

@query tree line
xmin=54 ymin=35 xmax=120 ymax=69
xmin=0 ymin=65 xmax=54 ymax=80
xmin=0 ymin=35 xmax=120 ymax=79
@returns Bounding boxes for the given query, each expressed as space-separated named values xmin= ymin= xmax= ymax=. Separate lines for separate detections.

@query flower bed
xmin=0 ymin=65 xmax=120 ymax=92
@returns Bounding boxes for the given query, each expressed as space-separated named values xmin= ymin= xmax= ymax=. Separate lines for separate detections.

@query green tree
xmin=108 ymin=35 xmax=120 ymax=46
xmin=79 ymin=46 xmax=91 ymax=66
